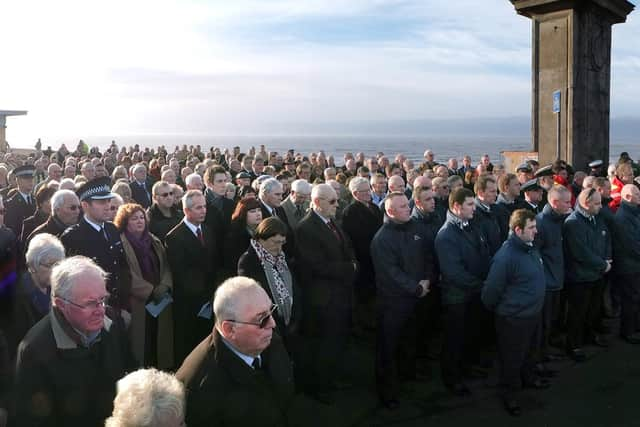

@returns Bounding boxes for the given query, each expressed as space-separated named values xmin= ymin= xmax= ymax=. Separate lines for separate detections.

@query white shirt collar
xmin=84 ymin=215 xmax=104 ymax=232
xmin=220 ymin=336 xmax=261 ymax=369
xmin=183 ymin=218 xmax=201 ymax=236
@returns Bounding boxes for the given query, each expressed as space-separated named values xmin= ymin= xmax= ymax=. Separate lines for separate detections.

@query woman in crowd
xmin=112 ymin=165 xmax=129 ymax=183
xmin=105 ymin=368 xmax=185 ymax=427
xmin=112 ymin=180 xmax=133 ymax=204
xmin=223 ymin=198 xmax=263 ymax=273
xmin=238 ymin=217 xmax=300 ymax=347
xmin=10 ymin=233 xmax=65 ymax=353
xmin=114 ymin=203 xmax=173 ymax=368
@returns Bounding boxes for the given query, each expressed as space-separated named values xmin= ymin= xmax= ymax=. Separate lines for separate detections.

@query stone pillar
xmin=509 ymin=0 xmax=634 ymax=168
xmin=0 ymin=116 xmax=6 ymax=153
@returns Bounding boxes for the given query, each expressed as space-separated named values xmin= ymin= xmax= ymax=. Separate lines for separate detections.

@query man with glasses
xmin=61 ymin=177 xmax=130 ymax=311
xmin=295 ymin=183 xmax=358 ymax=404
xmin=147 ymin=180 xmax=182 ymax=241
xmin=14 ymin=256 xmax=136 ymax=427
xmin=176 ymin=276 xmax=294 ymax=426
xmin=26 ymin=189 xmax=80 ymax=245
xmin=563 ymin=188 xmax=612 ymax=362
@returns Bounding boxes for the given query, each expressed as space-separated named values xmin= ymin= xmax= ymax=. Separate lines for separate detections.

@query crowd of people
xmin=0 ymin=139 xmax=639 ymax=425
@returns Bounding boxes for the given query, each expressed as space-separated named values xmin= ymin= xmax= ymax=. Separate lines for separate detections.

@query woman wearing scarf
xmin=114 ymin=203 xmax=173 ymax=369
xmin=238 ymin=217 xmax=300 ymax=351
xmin=10 ymin=233 xmax=65 ymax=356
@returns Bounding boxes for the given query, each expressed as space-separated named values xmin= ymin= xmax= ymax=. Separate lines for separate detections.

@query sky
xmin=1 ymin=0 xmax=639 ymax=146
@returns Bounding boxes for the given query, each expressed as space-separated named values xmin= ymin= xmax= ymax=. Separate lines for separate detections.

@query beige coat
xmin=121 ymin=233 xmax=174 ymax=369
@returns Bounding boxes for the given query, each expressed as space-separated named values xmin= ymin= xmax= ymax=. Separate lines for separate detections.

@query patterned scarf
xmin=250 ymin=239 xmax=293 ymax=325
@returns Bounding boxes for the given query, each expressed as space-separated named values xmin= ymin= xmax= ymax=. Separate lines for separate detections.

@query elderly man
xmin=34 ymin=163 xmax=63 ymax=193
xmin=371 ymin=193 xmax=430 ymax=408
xmin=80 ymin=161 xmax=96 ymax=181
xmin=176 ymin=276 xmax=294 ymax=426
xmin=435 ymin=188 xmax=491 ymax=396
xmin=4 ymin=165 xmax=36 ymax=235
xmin=563 ymin=188 xmax=612 ymax=362
xmin=370 ymin=173 xmax=388 ymax=207
xmin=185 ymin=172 xmax=204 ymax=191
xmin=612 ymin=184 xmax=640 ymax=344
xmin=342 ymin=177 xmax=383 ymax=335
xmin=482 ymin=209 xmax=547 ymax=416
xmin=60 ymin=177 xmax=130 ymax=310
xmin=165 ymin=190 xmax=220 ymax=364
xmin=14 ymin=256 xmax=136 ymax=427
xmin=26 ymin=189 xmax=79 ymax=244
xmin=295 ymin=183 xmax=357 ymax=404
xmin=130 ymin=164 xmax=153 ymax=208
xmin=280 ymin=179 xmax=311 ymax=229
xmin=432 ymin=176 xmax=450 ymax=220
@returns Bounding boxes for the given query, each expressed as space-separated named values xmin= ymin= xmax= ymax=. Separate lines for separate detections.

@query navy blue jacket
xmin=612 ymin=201 xmax=640 ymax=275
xmin=470 ymin=199 xmax=503 ymax=256
xmin=371 ymin=218 xmax=427 ymax=298
xmin=482 ymin=235 xmax=546 ymax=318
xmin=535 ymin=204 xmax=568 ymax=291
xmin=435 ymin=211 xmax=491 ymax=305
xmin=410 ymin=207 xmax=440 ymax=285
xmin=563 ymin=207 xmax=611 ymax=284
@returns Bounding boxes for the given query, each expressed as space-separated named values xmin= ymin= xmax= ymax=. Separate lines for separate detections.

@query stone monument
xmin=509 ymin=0 xmax=634 ymax=168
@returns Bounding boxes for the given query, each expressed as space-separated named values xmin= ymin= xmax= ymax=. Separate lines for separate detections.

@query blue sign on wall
xmin=553 ymin=90 xmax=561 ymax=113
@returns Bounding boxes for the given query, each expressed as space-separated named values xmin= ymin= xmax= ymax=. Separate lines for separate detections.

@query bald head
xmin=621 ymin=184 xmax=640 ymax=206
xmin=388 ymin=175 xmax=405 ymax=193
xmin=413 ymin=175 xmax=432 ymax=190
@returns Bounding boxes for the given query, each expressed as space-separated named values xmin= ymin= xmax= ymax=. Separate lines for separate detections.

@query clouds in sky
xmin=1 ymin=0 xmax=638 ymax=143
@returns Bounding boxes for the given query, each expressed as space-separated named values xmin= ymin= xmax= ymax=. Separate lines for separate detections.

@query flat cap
xmin=76 ymin=177 xmax=115 ymax=202
xmin=521 ymin=179 xmax=543 ymax=192
xmin=516 ymin=163 xmax=532 ymax=173
xmin=236 ymin=171 xmax=252 ymax=179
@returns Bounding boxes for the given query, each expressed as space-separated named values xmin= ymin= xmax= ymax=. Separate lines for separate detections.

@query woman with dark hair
xmin=19 ymin=186 xmax=55 ymax=242
xmin=223 ymin=198 xmax=262 ymax=273
xmin=238 ymin=217 xmax=300 ymax=347
xmin=114 ymin=203 xmax=173 ymax=368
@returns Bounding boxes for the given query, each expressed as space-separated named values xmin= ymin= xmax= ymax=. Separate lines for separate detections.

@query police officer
xmin=4 ymin=165 xmax=36 ymax=236
xmin=520 ymin=180 xmax=544 ymax=214
xmin=60 ymin=177 xmax=130 ymax=310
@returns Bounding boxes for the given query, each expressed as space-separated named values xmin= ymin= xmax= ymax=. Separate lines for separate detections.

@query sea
xmin=17 ymin=134 xmax=639 ymax=166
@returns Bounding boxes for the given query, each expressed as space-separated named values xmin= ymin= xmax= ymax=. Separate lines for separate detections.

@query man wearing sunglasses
xmin=26 ymin=189 xmax=80 ymax=245
xmin=176 ymin=276 xmax=294 ymax=426
xmin=14 ymin=256 xmax=136 ymax=427
xmin=295 ymin=183 xmax=358 ymax=404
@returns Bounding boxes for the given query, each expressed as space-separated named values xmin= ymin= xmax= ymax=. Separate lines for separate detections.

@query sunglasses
xmin=158 ymin=192 xmax=173 ymax=197
xmin=226 ymin=304 xmax=278 ymax=329
xmin=320 ymin=197 xmax=338 ymax=205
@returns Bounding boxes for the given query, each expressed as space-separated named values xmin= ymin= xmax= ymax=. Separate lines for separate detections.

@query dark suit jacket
xmin=341 ymin=200 xmax=383 ymax=293
xmin=4 ymin=192 xmax=35 ymax=236
xmin=223 ymin=221 xmax=252 ymax=274
xmin=130 ymin=180 xmax=152 ymax=208
xmin=60 ymin=218 xmax=131 ymax=309
xmin=295 ymin=211 xmax=356 ymax=332
xmin=237 ymin=245 xmax=301 ymax=339
xmin=259 ymin=200 xmax=296 ymax=258
xmin=20 ymin=209 xmax=48 ymax=243
xmin=26 ymin=215 xmax=68 ymax=247
xmin=176 ymin=331 xmax=295 ymax=427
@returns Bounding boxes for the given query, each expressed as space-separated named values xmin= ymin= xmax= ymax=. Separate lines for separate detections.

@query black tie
xmin=196 ymin=227 xmax=205 ymax=245
xmin=26 ymin=195 xmax=32 ymax=205
xmin=100 ymin=226 xmax=109 ymax=241
xmin=327 ymin=220 xmax=341 ymax=241
xmin=252 ymin=357 xmax=262 ymax=370
xmin=295 ymin=205 xmax=304 ymax=219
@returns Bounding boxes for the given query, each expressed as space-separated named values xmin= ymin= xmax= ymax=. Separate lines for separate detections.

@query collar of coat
xmin=51 ymin=306 xmax=112 ymax=350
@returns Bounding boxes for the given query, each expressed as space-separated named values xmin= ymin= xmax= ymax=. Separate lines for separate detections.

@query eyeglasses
xmin=226 ymin=304 xmax=277 ymax=329
xmin=61 ymin=295 xmax=109 ymax=310
xmin=40 ymin=260 xmax=58 ymax=269
xmin=157 ymin=192 xmax=173 ymax=197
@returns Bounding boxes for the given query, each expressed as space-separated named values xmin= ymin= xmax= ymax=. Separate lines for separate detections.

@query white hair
xmin=213 ymin=276 xmax=264 ymax=327
xmin=291 ymin=179 xmax=312 ymax=194
xmin=25 ymin=233 xmax=65 ymax=268
xmin=311 ymin=183 xmax=335 ymax=209
xmin=349 ymin=176 xmax=369 ymax=193
xmin=185 ymin=173 xmax=202 ymax=187
xmin=51 ymin=256 xmax=108 ymax=302
xmin=59 ymin=178 xmax=76 ymax=191
xmin=105 ymin=369 xmax=185 ymax=427
xmin=182 ymin=189 xmax=204 ymax=210
xmin=51 ymin=189 xmax=78 ymax=211
xmin=132 ymin=163 xmax=147 ymax=175
xmin=259 ymin=178 xmax=282 ymax=200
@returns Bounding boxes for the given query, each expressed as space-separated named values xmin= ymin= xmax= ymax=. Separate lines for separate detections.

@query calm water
xmin=30 ymin=134 xmax=638 ymax=166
